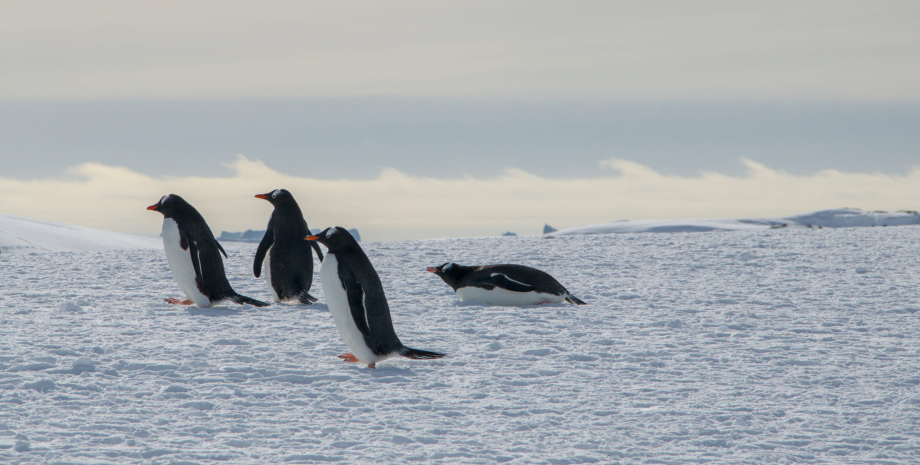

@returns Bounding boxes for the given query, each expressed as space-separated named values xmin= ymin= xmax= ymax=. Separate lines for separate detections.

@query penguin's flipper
xmin=186 ymin=236 xmax=204 ymax=284
xmin=341 ymin=274 xmax=371 ymax=338
xmin=215 ymin=240 xmax=228 ymax=259
xmin=566 ymin=293 xmax=587 ymax=305
xmin=480 ymin=273 xmax=536 ymax=293
xmin=399 ymin=347 xmax=446 ymax=359
xmin=298 ymin=292 xmax=318 ymax=304
xmin=253 ymin=229 xmax=274 ymax=277
xmin=310 ymin=240 xmax=324 ymax=263
xmin=231 ymin=294 xmax=270 ymax=307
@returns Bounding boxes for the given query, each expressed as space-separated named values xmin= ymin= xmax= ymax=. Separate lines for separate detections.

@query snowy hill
xmin=0 ymin=213 xmax=161 ymax=254
xmin=546 ymin=208 xmax=920 ymax=237
xmin=1 ymin=224 xmax=919 ymax=463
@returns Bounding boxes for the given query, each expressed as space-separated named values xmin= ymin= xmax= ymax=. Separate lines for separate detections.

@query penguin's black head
xmin=305 ymin=226 xmax=358 ymax=252
xmin=255 ymin=188 xmax=293 ymax=206
xmin=427 ymin=262 xmax=465 ymax=289
xmin=147 ymin=194 xmax=189 ymax=217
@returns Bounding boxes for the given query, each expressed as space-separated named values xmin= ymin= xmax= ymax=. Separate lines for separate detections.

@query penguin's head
xmin=427 ymin=262 xmax=464 ymax=288
xmin=255 ymin=188 xmax=293 ymax=205
xmin=147 ymin=194 xmax=188 ymax=217
xmin=305 ymin=226 xmax=358 ymax=251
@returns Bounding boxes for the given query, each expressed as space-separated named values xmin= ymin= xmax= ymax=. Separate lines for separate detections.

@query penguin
xmin=253 ymin=189 xmax=323 ymax=304
xmin=427 ymin=263 xmax=587 ymax=306
xmin=307 ymin=227 xmax=445 ymax=368
xmin=147 ymin=194 xmax=268 ymax=308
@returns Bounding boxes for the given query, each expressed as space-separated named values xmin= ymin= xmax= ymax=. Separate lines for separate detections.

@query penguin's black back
xmin=254 ymin=194 xmax=323 ymax=302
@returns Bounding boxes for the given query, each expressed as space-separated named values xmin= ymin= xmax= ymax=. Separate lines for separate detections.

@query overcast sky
xmin=2 ymin=1 xmax=919 ymax=240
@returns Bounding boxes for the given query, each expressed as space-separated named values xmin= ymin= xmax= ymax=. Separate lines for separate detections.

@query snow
xmin=1 ymin=217 xmax=920 ymax=463
xmin=0 ymin=213 xmax=160 ymax=254
xmin=547 ymin=208 xmax=920 ymax=237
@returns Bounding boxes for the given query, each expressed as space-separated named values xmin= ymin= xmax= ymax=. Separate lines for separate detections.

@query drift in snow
xmin=253 ymin=189 xmax=324 ymax=304
xmin=308 ymin=227 xmax=445 ymax=368
xmin=147 ymin=194 xmax=269 ymax=308
xmin=427 ymin=263 xmax=587 ymax=306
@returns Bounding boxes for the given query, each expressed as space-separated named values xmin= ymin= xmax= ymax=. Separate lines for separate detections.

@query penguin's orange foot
xmin=338 ymin=353 xmax=360 ymax=363
xmin=367 ymin=363 xmax=376 ymax=369
xmin=165 ymin=298 xmax=194 ymax=305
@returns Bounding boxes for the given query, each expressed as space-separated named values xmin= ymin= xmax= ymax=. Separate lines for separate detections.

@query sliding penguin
xmin=427 ymin=263 xmax=587 ymax=306
xmin=307 ymin=227 xmax=445 ymax=368
xmin=147 ymin=194 xmax=268 ymax=308
xmin=254 ymin=189 xmax=323 ymax=304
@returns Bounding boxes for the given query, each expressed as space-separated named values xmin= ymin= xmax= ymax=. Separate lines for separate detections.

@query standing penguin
xmin=307 ymin=227 xmax=445 ymax=368
xmin=253 ymin=189 xmax=323 ymax=304
xmin=427 ymin=263 xmax=587 ymax=306
xmin=147 ymin=194 xmax=268 ymax=308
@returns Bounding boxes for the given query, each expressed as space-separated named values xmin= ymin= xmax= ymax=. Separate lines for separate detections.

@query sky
xmin=1 ymin=1 xmax=919 ymax=241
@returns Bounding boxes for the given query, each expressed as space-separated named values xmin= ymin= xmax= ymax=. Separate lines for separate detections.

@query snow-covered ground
xmin=2 ymin=222 xmax=920 ymax=464
xmin=0 ymin=214 xmax=160 ymax=254
xmin=547 ymin=208 xmax=920 ymax=237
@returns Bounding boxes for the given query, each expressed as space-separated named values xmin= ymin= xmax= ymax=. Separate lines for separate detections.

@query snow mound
xmin=0 ymin=213 xmax=161 ymax=254
xmin=547 ymin=208 xmax=920 ymax=237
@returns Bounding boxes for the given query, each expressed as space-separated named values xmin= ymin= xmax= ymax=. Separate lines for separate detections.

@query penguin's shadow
xmin=365 ymin=366 xmax=417 ymax=377
xmin=185 ymin=306 xmax=243 ymax=317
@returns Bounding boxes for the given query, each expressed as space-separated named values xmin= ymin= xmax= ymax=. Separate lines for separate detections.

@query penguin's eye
xmin=326 ymin=228 xmax=337 ymax=238
xmin=443 ymin=264 xmax=453 ymax=272
xmin=271 ymin=190 xmax=281 ymax=198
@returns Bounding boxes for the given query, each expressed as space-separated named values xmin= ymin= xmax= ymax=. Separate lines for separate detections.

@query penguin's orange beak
xmin=305 ymin=235 xmax=319 ymax=241
xmin=426 ymin=267 xmax=438 ymax=273
xmin=146 ymin=204 xmax=159 ymax=211
xmin=255 ymin=194 xmax=270 ymax=200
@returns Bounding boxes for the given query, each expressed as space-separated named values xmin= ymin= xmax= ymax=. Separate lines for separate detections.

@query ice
xmin=1 ymin=217 xmax=919 ymax=463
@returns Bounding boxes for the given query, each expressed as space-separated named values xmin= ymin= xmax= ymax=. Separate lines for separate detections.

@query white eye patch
xmin=326 ymin=228 xmax=337 ymax=238
xmin=443 ymin=263 xmax=454 ymax=272
xmin=159 ymin=194 xmax=170 ymax=204
xmin=271 ymin=189 xmax=282 ymax=198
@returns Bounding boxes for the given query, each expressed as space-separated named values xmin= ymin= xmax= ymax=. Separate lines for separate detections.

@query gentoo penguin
xmin=307 ymin=227 xmax=445 ymax=368
xmin=427 ymin=263 xmax=587 ymax=306
xmin=147 ymin=194 xmax=268 ymax=308
xmin=253 ymin=189 xmax=323 ymax=304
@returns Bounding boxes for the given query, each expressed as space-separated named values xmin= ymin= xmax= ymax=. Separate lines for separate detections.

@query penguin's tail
xmin=565 ymin=293 xmax=587 ymax=305
xmin=399 ymin=347 xmax=446 ymax=360
xmin=232 ymin=294 xmax=270 ymax=307
xmin=298 ymin=292 xmax=318 ymax=305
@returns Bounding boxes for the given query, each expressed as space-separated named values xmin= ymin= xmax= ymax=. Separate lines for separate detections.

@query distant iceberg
xmin=545 ymin=208 xmax=920 ymax=237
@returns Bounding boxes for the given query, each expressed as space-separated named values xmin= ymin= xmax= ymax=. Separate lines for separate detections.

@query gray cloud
xmin=3 ymin=1 xmax=919 ymax=100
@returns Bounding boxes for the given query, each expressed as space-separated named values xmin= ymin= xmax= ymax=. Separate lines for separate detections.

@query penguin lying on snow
xmin=148 ymin=194 xmax=268 ymax=308
xmin=254 ymin=189 xmax=323 ymax=304
xmin=307 ymin=227 xmax=445 ymax=368
xmin=427 ymin=263 xmax=586 ymax=306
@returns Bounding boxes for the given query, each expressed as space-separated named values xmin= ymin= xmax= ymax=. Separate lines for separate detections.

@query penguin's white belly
xmin=162 ymin=218 xmax=212 ymax=307
xmin=456 ymin=286 xmax=564 ymax=306
xmin=262 ymin=246 xmax=281 ymax=301
xmin=320 ymin=253 xmax=379 ymax=364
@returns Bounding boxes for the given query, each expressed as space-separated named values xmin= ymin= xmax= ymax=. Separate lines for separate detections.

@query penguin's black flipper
xmin=298 ymin=291 xmax=318 ymax=304
xmin=399 ymin=347 xmax=446 ymax=359
xmin=342 ymin=273 xmax=372 ymax=338
xmin=310 ymin=240 xmax=324 ymax=263
xmin=566 ymin=293 xmax=587 ymax=305
xmin=231 ymin=294 xmax=270 ymax=307
xmin=215 ymin=240 xmax=228 ymax=259
xmin=481 ymin=273 xmax=536 ymax=293
xmin=253 ymin=229 xmax=274 ymax=277
xmin=186 ymin=236 xmax=204 ymax=284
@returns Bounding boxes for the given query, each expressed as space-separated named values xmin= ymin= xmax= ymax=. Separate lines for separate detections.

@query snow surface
xmin=2 ymin=225 xmax=920 ymax=463
xmin=547 ymin=208 xmax=920 ymax=237
xmin=0 ymin=213 xmax=160 ymax=254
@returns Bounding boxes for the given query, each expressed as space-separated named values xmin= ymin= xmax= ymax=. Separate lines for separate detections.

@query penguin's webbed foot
xmin=299 ymin=292 xmax=318 ymax=304
xmin=338 ymin=353 xmax=360 ymax=363
xmin=165 ymin=298 xmax=194 ymax=305
xmin=367 ymin=363 xmax=376 ymax=369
